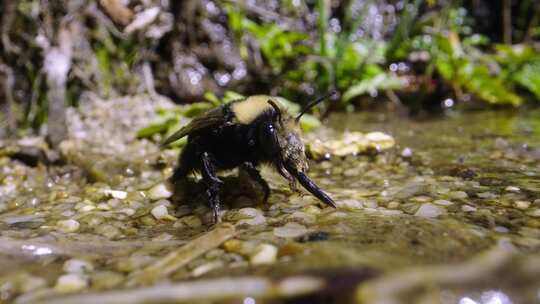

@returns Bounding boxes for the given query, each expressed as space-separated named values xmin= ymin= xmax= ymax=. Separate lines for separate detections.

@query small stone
xmin=288 ymin=211 xmax=315 ymax=224
xmin=94 ymin=224 xmax=121 ymax=239
xmin=55 ymin=273 xmax=88 ymax=292
xmin=363 ymin=200 xmax=378 ymax=208
xmin=118 ymin=208 xmax=136 ymax=216
xmin=410 ymin=196 xmax=432 ymax=203
xmin=90 ymin=271 xmax=124 ymax=290
xmin=56 ymin=219 xmax=80 ymax=233
xmin=80 ymin=205 xmax=96 ymax=212
xmin=514 ymin=201 xmax=531 ymax=210
xmin=274 ymin=222 xmax=309 ymax=238
xmin=462 ymin=205 xmax=477 ymax=212
xmin=181 ymin=215 xmax=203 ymax=228
xmin=448 ymin=191 xmax=468 ymax=200
xmin=250 ymin=244 xmax=278 ymax=265
xmin=477 ymin=192 xmax=497 ymax=199
xmin=336 ymin=199 xmax=363 ymax=210
xmin=528 ymin=209 xmax=540 ymax=218
xmin=147 ymin=183 xmax=173 ymax=200
xmin=414 ymin=203 xmax=446 ymax=218
xmin=19 ymin=275 xmax=47 ymax=293
xmin=387 ymin=201 xmax=400 ymax=209
xmin=63 ymin=259 xmax=94 ymax=273
xmin=302 ymin=205 xmax=321 ymax=215
xmin=103 ymin=189 xmax=127 ymax=200
xmin=223 ymin=239 xmax=255 ymax=256
xmin=378 ymin=209 xmax=403 ymax=216
xmin=191 ymin=261 xmax=225 ymax=277
xmin=494 ymin=226 xmax=509 ymax=233
xmin=433 ymin=199 xmax=454 ymax=206
xmin=151 ymin=205 xmax=176 ymax=221
xmin=505 ymin=186 xmax=520 ymax=192
xmin=97 ymin=203 xmax=111 ymax=210
xmin=401 ymin=147 xmax=413 ymax=157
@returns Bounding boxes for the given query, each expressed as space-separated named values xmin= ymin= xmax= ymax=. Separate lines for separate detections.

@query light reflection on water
xmin=459 ymin=290 xmax=513 ymax=304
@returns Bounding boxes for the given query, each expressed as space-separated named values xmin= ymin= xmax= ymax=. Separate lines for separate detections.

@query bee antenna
xmin=267 ymin=99 xmax=283 ymax=127
xmin=295 ymin=90 xmax=337 ymax=123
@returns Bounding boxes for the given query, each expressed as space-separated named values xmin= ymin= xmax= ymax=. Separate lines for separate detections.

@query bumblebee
xmin=161 ymin=92 xmax=337 ymax=223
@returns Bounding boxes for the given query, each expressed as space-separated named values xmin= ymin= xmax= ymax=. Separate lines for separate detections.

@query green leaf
xmin=342 ymin=74 xmax=406 ymax=102
xmin=513 ymin=61 xmax=540 ymax=100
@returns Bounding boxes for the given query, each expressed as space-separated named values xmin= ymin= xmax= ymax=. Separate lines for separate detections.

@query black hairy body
xmin=162 ymin=95 xmax=336 ymax=223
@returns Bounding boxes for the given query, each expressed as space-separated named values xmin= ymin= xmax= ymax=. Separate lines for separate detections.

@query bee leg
xmin=242 ymin=162 xmax=270 ymax=204
xmin=201 ymin=152 xmax=223 ymax=224
xmin=276 ymin=161 xmax=299 ymax=194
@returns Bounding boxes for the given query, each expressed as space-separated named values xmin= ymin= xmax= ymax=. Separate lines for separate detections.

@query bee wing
xmin=160 ymin=107 xmax=227 ymax=147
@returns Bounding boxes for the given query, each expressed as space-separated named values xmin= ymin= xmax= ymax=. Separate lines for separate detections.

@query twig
xmin=126 ymin=223 xmax=237 ymax=286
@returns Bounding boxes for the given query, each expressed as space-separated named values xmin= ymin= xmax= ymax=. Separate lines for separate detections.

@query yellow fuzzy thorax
xmin=231 ymin=95 xmax=275 ymax=124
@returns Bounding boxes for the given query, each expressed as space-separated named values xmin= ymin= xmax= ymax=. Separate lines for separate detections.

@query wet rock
xmin=55 ymin=273 xmax=88 ymax=292
xmin=147 ymin=183 xmax=173 ymax=200
xmin=63 ymin=259 xmax=94 ymax=274
xmin=274 ymin=222 xmax=309 ymax=238
xmin=56 ymin=219 xmax=80 ymax=233
xmin=297 ymin=231 xmax=330 ymax=243
xmin=250 ymin=244 xmax=278 ymax=265
xmin=103 ymin=189 xmax=128 ymax=200
xmin=505 ymin=186 xmax=520 ymax=192
xmin=433 ymin=199 xmax=454 ymax=206
xmin=336 ymin=199 xmax=363 ymax=210
xmin=192 ymin=260 xmax=225 ymax=277
xmin=306 ymin=131 xmax=395 ymax=160
xmin=151 ymin=205 xmax=176 ymax=221
xmin=90 ymin=271 xmax=124 ymax=290
xmin=462 ymin=205 xmax=477 ymax=212
xmin=528 ymin=209 xmax=540 ymax=218
xmin=179 ymin=215 xmax=203 ymax=228
xmin=514 ymin=201 xmax=531 ymax=210
xmin=415 ymin=203 xmax=446 ymax=218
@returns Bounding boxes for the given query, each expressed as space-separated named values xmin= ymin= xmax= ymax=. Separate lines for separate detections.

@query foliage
xmin=391 ymin=6 xmax=540 ymax=106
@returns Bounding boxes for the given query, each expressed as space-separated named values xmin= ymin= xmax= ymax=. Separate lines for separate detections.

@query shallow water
xmin=1 ymin=105 xmax=539 ymax=304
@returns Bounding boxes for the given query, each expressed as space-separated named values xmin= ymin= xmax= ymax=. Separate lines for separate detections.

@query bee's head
xmin=265 ymin=91 xmax=337 ymax=208
xmin=266 ymin=91 xmax=337 ymax=174
xmin=277 ymin=114 xmax=309 ymax=173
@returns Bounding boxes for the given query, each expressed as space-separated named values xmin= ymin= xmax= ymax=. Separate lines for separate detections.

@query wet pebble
xmin=147 ymin=182 xmax=173 ymax=200
xmin=433 ymin=199 xmax=453 ymax=206
xmin=514 ymin=201 xmax=531 ymax=210
xmin=55 ymin=273 xmax=88 ymax=292
xmin=191 ymin=260 xmax=225 ymax=277
xmin=151 ymin=205 xmax=176 ymax=221
xmin=250 ymin=243 xmax=278 ymax=265
xmin=528 ymin=209 xmax=540 ymax=218
xmin=63 ymin=259 xmax=94 ymax=274
xmin=505 ymin=186 xmax=520 ymax=192
xmin=336 ymin=199 xmax=363 ymax=210
xmin=90 ymin=271 xmax=124 ymax=290
xmin=94 ymin=224 xmax=122 ymax=239
xmin=223 ymin=239 xmax=255 ymax=256
xmin=274 ymin=222 xmax=309 ymax=238
xmin=414 ymin=203 xmax=446 ymax=218
xmin=103 ymin=189 xmax=128 ymax=200
xmin=56 ymin=219 xmax=80 ymax=233
xmin=387 ymin=201 xmax=400 ymax=209
xmin=448 ymin=191 xmax=468 ymax=200
xmin=462 ymin=205 xmax=477 ymax=212
xmin=180 ymin=215 xmax=202 ymax=228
